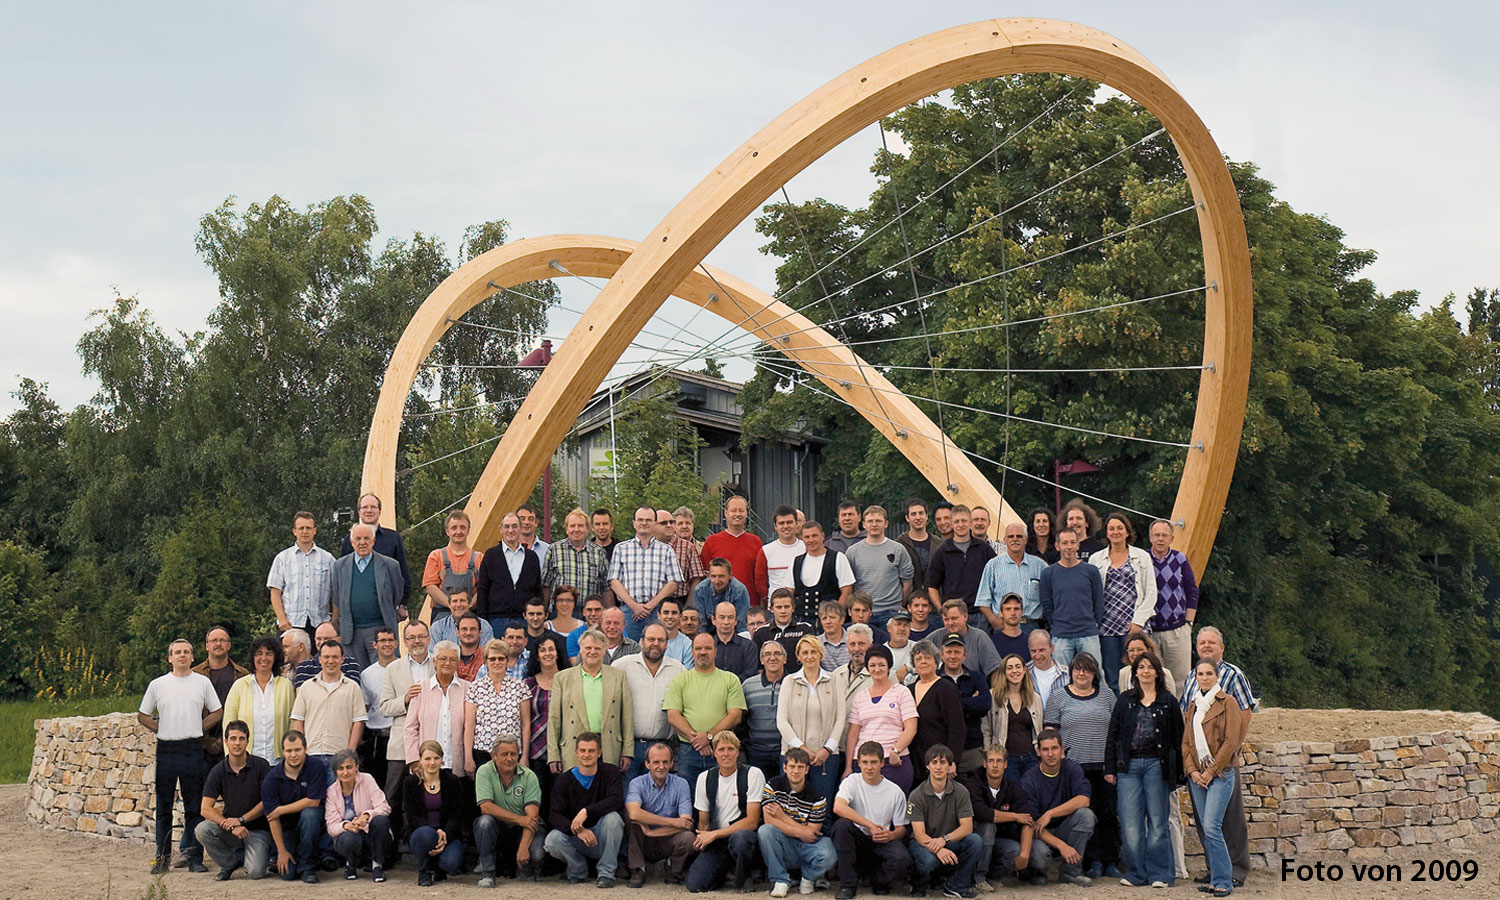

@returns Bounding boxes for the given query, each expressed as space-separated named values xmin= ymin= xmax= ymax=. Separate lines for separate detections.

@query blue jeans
xmin=1027 ymin=808 xmax=1095 ymax=878
xmin=1116 ymin=757 xmax=1173 ymax=885
xmin=911 ymin=832 xmax=982 ymax=892
xmin=1004 ymin=752 xmax=1038 ymax=785
xmin=686 ymin=830 xmax=759 ymax=892
xmin=474 ymin=814 xmax=546 ymax=876
xmin=274 ymin=806 xmax=325 ymax=879
xmin=544 ymin=811 xmax=624 ymax=880
xmin=409 ymin=825 xmax=465 ymax=876
xmin=757 ymin=825 xmax=836 ymax=885
xmin=676 ymin=743 xmax=716 ymax=788
xmin=1052 ymin=635 xmax=1100 ymax=670
xmin=1098 ymin=634 xmax=1128 ymax=688
xmin=1190 ymin=770 xmax=1236 ymax=891
xmin=796 ymin=752 xmax=841 ymax=803
xmin=195 ymin=820 xmax=274 ymax=878
xmin=624 ymin=609 xmax=659 ymax=642
xmin=973 ymin=823 xmax=1021 ymax=880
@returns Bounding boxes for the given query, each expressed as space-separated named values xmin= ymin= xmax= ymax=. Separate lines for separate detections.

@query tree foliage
xmin=0 ymin=195 xmax=558 ymax=693
xmin=745 ymin=75 xmax=1500 ymax=715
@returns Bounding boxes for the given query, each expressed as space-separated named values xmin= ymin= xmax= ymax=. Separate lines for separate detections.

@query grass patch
xmin=0 ymin=696 xmax=136 ymax=784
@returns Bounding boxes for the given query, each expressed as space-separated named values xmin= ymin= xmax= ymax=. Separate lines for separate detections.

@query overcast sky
xmin=2 ymin=1 xmax=1496 ymax=414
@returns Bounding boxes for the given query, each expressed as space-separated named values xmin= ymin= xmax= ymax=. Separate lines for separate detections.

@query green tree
xmin=747 ymin=74 xmax=1500 ymax=714
xmin=0 ymin=540 xmax=48 ymax=696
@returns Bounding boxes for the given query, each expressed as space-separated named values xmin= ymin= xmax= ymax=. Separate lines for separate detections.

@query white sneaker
xmin=772 ymin=883 xmax=791 ymax=898
xmin=800 ymin=879 xmax=816 ymax=895
xmin=1150 ymin=882 xmax=1169 ymax=889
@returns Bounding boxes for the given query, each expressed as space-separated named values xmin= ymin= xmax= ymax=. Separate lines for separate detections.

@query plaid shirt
xmin=266 ymin=543 xmax=334 ymax=627
xmin=542 ymin=540 xmax=611 ymax=597
xmin=1180 ymin=658 xmax=1260 ymax=713
xmin=669 ymin=536 xmax=707 ymax=598
xmin=608 ymin=536 xmax=684 ymax=605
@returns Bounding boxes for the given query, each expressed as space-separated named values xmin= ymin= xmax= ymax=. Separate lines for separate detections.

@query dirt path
xmin=1 ymin=784 xmax=1494 ymax=899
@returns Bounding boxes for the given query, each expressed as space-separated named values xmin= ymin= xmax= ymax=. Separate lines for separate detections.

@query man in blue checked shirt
xmin=623 ymin=742 xmax=697 ymax=888
xmin=976 ymin=523 xmax=1047 ymax=633
xmin=1178 ymin=626 xmax=1257 ymax=889
xmin=610 ymin=505 xmax=684 ymax=641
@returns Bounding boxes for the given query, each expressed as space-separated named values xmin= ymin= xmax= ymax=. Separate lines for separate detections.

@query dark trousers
xmin=383 ymin=759 xmax=407 ymax=860
xmin=1188 ymin=766 xmax=1250 ymax=882
xmin=627 ymin=822 xmax=695 ymax=876
xmin=685 ymin=830 xmax=759 ymax=893
xmin=154 ymin=739 xmax=207 ymax=863
xmin=361 ymin=728 xmax=390 ymax=775
xmin=333 ymin=815 xmax=391 ymax=868
xmin=831 ymin=818 xmax=912 ymax=891
xmin=1082 ymin=765 xmax=1121 ymax=869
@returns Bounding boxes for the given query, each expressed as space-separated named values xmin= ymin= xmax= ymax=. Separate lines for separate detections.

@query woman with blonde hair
xmin=403 ymin=740 xmax=465 ymax=886
xmin=464 ymin=638 xmax=531 ymax=774
xmin=777 ymin=634 xmax=846 ymax=799
xmin=986 ymin=653 xmax=1044 ymax=782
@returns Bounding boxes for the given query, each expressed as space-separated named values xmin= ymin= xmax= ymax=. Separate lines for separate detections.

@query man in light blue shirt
xmin=658 ymin=597 xmax=694 ymax=666
xmin=623 ymin=742 xmax=696 ymax=886
xmin=976 ymin=522 xmax=1047 ymax=628
xmin=429 ymin=589 xmax=494 ymax=648
xmin=693 ymin=561 xmax=752 ymax=628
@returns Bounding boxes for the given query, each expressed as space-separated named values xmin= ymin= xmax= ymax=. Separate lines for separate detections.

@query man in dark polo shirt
xmin=195 ymin=720 xmax=272 ymax=880
xmin=261 ymin=731 xmax=329 ymax=884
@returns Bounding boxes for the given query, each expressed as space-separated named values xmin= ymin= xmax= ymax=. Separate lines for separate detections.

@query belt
xmin=370 ymin=727 xmax=392 ymax=737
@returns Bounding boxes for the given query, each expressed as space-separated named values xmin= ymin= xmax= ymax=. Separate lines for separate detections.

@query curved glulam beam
xmin=361 ymin=235 xmax=1016 ymax=549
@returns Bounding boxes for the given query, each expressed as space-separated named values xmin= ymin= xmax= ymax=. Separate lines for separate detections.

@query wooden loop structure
xmin=363 ymin=18 xmax=1252 ymax=575
xmin=361 ymin=234 xmax=1016 ymax=546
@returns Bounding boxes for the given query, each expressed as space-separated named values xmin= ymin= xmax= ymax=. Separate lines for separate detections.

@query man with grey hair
xmin=832 ymin=623 xmax=874 ymax=712
xmin=1180 ymin=626 xmax=1258 ymax=888
xmin=280 ymin=628 xmax=312 ymax=678
xmin=474 ymin=732 xmax=545 ymax=885
xmin=550 ymin=628 xmax=635 ymax=771
xmin=601 ymin=606 xmax=640 ymax=664
xmin=332 ymin=520 xmax=407 ymax=668
xmin=139 ymin=638 xmax=223 ymax=874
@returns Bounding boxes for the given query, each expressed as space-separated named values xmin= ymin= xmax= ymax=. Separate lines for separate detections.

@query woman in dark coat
xmin=1104 ymin=651 xmax=1184 ymax=889
xmin=907 ymin=639 xmax=964 ymax=784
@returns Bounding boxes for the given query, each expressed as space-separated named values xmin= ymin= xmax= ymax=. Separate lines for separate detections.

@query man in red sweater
xmin=700 ymin=496 xmax=769 ymax=606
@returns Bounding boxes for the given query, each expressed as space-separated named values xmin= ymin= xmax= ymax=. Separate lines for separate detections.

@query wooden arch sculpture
xmin=364 ymin=18 xmax=1252 ymax=574
xmin=361 ymin=233 xmax=1016 ymax=545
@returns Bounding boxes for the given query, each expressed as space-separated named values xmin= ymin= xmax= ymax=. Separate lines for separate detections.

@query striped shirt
xmin=761 ymin=774 xmax=827 ymax=826
xmin=267 ymin=544 xmax=335 ymax=627
xmin=542 ymin=541 xmax=611 ymax=598
xmin=1044 ymin=684 xmax=1116 ymax=766
xmin=741 ymin=672 xmax=783 ymax=757
xmin=608 ymin=537 xmax=684 ymax=606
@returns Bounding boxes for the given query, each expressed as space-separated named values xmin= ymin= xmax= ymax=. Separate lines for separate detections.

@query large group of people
xmin=140 ymin=494 xmax=1254 ymax=897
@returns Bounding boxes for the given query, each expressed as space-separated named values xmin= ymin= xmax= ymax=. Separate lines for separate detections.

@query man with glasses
xmin=339 ymin=493 xmax=411 ymax=598
xmin=661 ymin=508 xmax=708 ymax=602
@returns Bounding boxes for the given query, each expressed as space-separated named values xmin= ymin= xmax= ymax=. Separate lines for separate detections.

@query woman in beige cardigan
xmin=1181 ymin=660 xmax=1249 ymax=897
xmin=776 ymin=635 xmax=846 ymax=799
xmin=985 ymin=653 xmax=1045 ymax=782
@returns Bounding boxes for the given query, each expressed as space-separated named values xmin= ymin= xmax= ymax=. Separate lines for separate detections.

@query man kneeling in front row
xmin=831 ymin=741 xmax=913 ymax=899
xmin=906 ymin=744 xmax=982 ymax=899
xmin=1017 ymin=730 xmax=1096 ymax=886
xmin=757 ymin=746 xmax=837 ymax=897
xmin=196 ymin=720 xmax=273 ymax=880
xmin=474 ymin=733 xmax=546 ymax=887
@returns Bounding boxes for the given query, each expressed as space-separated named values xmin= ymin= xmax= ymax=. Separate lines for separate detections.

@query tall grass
xmin=1 ymin=696 xmax=136 ymax=783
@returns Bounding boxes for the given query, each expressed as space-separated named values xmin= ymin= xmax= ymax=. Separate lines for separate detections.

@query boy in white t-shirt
xmin=831 ymin=741 xmax=913 ymax=899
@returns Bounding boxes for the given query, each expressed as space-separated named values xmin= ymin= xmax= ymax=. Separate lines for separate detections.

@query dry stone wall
xmin=28 ymin=710 xmax=1500 ymax=867
xmin=28 ymin=713 xmax=172 ymax=844
xmin=1182 ymin=711 xmax=1500 ymax=866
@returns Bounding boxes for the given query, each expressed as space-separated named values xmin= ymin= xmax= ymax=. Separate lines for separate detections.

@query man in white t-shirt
xmin=762 ymin=505 xmax=807 ymax=593
xmin=139 ymin=638 xmax=224 ymax=874
xmin=359 ymin=627 xmax=399 ymax=774
xmin=687 ymin=731 xmax=765 ymax=893
xmin=831 ymin=741 xmax=912 ymax=899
